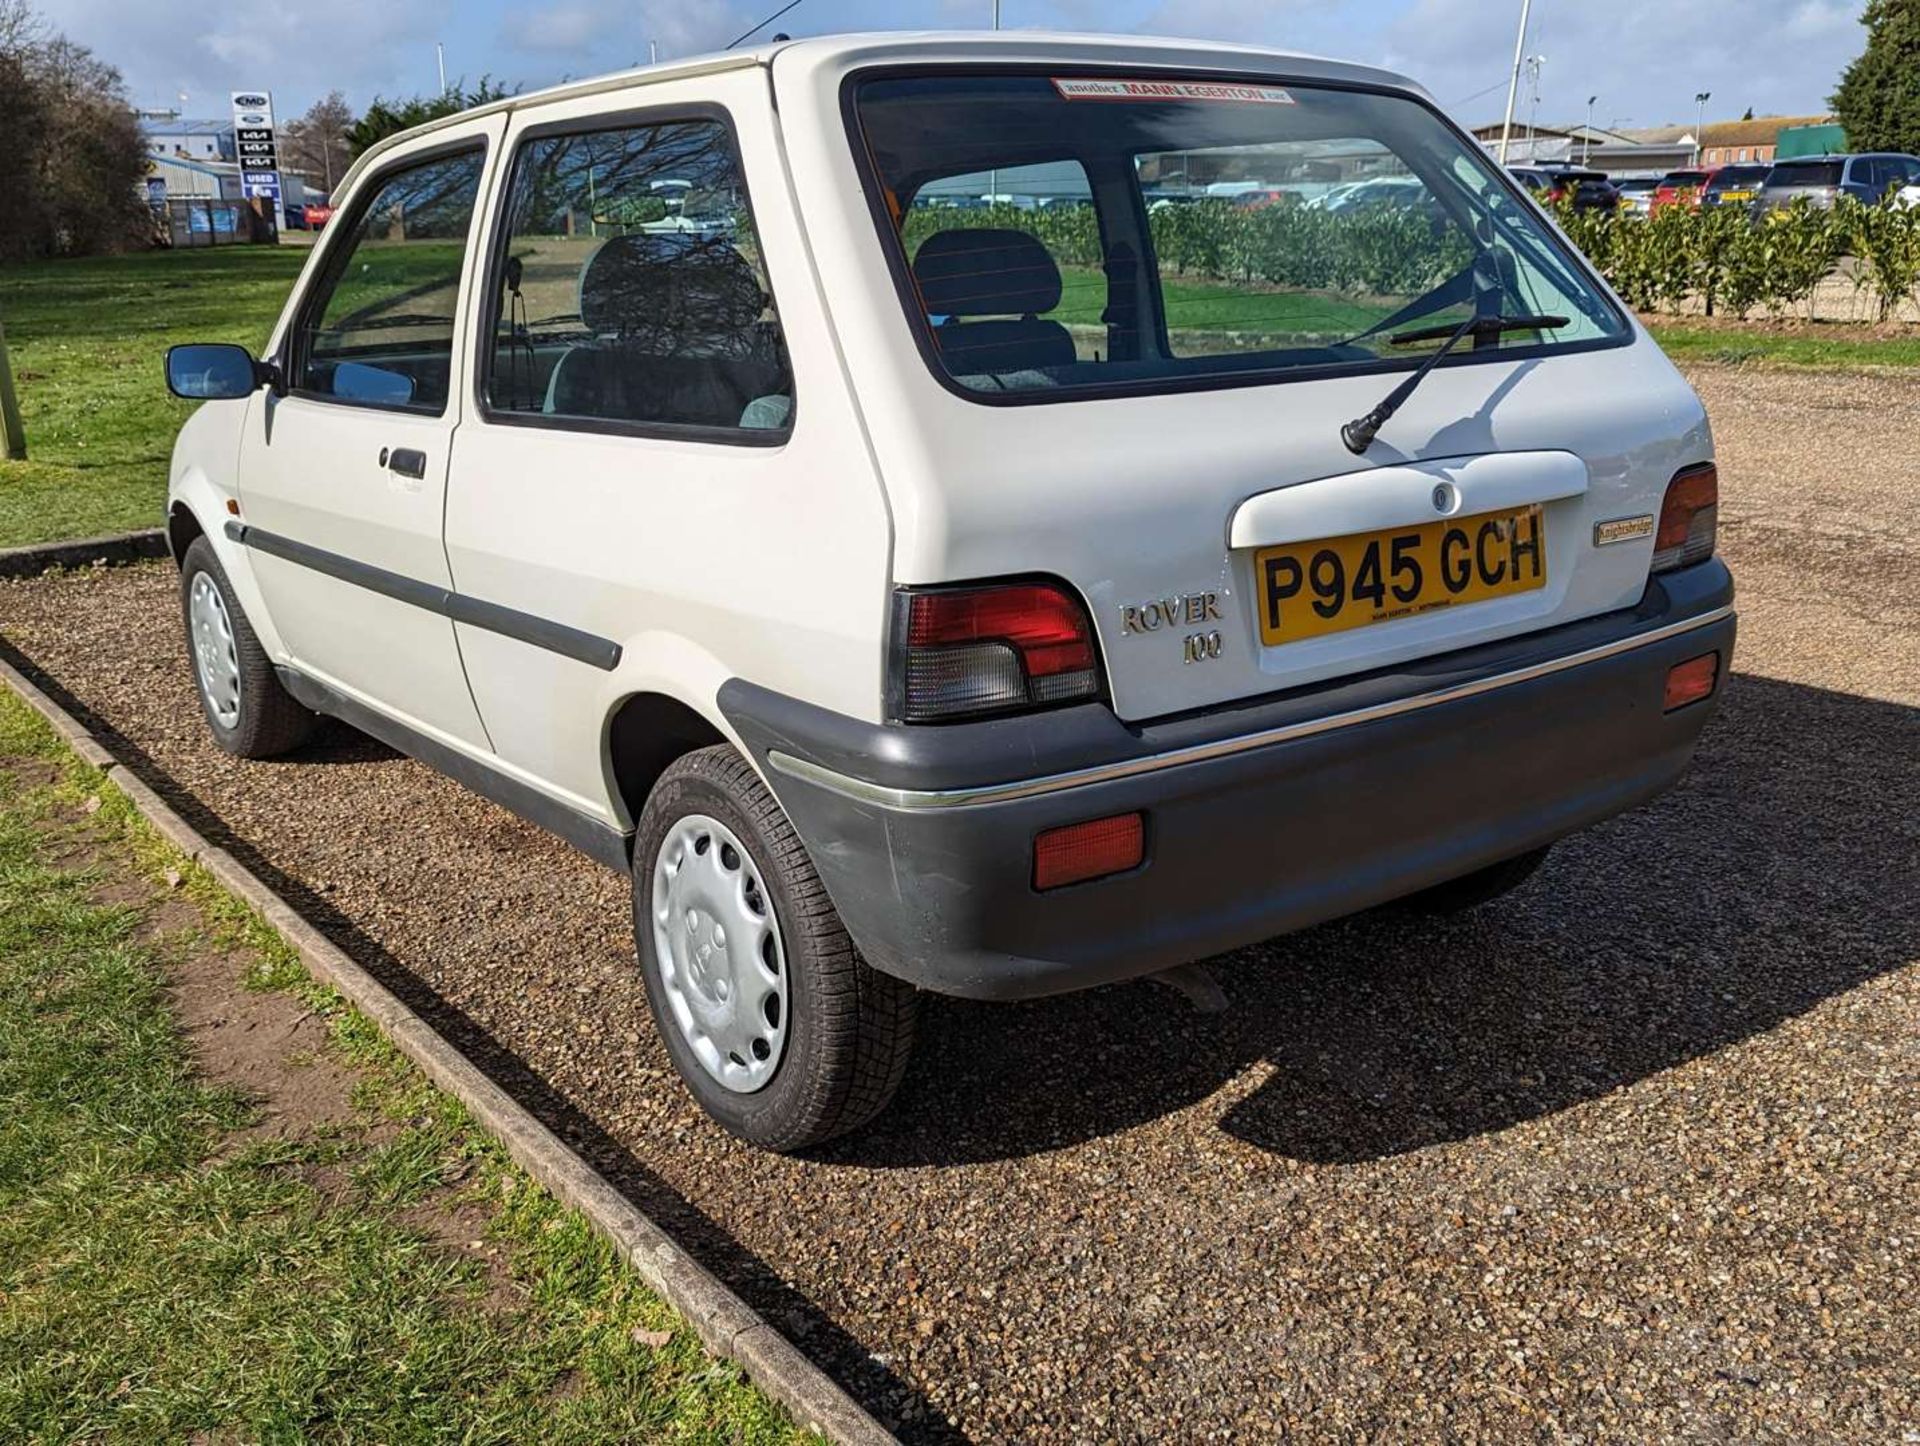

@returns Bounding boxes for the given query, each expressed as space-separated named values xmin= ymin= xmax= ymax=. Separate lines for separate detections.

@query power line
xmin=726 ymin=0 xmax=804 ymax=50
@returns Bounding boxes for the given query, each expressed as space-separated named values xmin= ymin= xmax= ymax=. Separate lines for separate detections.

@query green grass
xmin=1645 ymin=318 xmax=1920 ymax=370
xmin=1049 ymin=267 xmax=1388 ymax=340
xmin=0 ymin=689 xmax=808 ymax=1445
xmin=0 ymin=249 xmax=306 ymax=548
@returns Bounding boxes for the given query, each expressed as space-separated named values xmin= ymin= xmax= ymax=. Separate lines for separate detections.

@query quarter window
xmin=293 ymin=149 xmax=485 ymax=412
xmin=484 ymin=118 xmax=793 ymax=435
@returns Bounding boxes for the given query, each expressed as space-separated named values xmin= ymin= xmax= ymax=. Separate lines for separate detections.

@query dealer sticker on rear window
xmin=1051 ymin=78 xmax=1296 ymax=105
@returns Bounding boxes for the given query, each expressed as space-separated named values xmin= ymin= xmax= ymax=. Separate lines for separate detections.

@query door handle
xmin=383 ymin=446 xmax=428 ymax=480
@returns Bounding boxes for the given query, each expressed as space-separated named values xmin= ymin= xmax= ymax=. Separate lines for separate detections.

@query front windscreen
xmin=849 ymin=72 xmax=1629 ymax=399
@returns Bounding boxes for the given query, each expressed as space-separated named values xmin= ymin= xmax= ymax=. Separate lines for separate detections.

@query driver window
xmin=294 ymin=148 xmax=486 ymax=412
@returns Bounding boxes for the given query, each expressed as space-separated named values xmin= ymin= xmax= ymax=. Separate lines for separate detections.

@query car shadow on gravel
xmin=830 ymin=672 xmax=1918 ymax=1168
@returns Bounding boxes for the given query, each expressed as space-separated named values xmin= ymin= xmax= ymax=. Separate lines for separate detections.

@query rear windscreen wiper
xmin=1341 ymin=312 xmax=1569 ymax=455
xmin=1386 ymin=313 xmax=1569 ymax=348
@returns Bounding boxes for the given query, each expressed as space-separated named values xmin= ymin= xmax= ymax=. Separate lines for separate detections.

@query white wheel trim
xmin=188 ymin=571 xmax=242 ymax=729
xmin=650 ymin=813 xmax=790 ymax=1094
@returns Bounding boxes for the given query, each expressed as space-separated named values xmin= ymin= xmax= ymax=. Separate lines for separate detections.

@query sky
xmin=54 ymin=0 xmax=1868 ymax=135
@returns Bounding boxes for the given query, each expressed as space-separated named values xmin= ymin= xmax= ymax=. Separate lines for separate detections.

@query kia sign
xmin=229 ymin=89 xmax=281 ymax=219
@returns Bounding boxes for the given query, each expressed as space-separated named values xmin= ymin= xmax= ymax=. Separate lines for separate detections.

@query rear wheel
xmin=1402 ymin=845 xmax=1552 ymax=915
xmin=179 ymin=536 xmax=316 ymax=758
xmin=632 ymin=745 xmax=918 ymax=1152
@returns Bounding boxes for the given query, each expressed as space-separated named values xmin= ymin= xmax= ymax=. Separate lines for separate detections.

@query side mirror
xmin=166 ymin=343 xmax=272 ymax=401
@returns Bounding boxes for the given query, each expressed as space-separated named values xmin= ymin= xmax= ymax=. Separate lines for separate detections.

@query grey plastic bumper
xmin=721 ymin=563 xmax=1736 ymax=1001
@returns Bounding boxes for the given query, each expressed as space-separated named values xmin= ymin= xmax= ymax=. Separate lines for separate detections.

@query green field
xmin=0 ymin=249 xmax=307 ymax=547
xmin=0 ymin=689 xmax=804 ymax=1443
xmin=3 ymin=246 xmax=1918 ymax=551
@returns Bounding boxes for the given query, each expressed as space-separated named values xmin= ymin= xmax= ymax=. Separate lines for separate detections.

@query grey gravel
xmin=4 ymin=363 xmax=1917 ymax=1442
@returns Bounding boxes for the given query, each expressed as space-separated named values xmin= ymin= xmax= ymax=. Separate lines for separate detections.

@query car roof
xmin=334 ymin=30 xmax=1429 ymax=198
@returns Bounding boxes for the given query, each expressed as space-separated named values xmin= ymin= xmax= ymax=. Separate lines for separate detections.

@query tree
xmin=346 ymin=77 xmax=516 ymax=158
xmin=0 ymin=6 xmax=149 ymax=261
xmin=281 ymin=90 xmax=356 ymax=194
xmin=1831 ymin=0 xmax=1920 ymax=154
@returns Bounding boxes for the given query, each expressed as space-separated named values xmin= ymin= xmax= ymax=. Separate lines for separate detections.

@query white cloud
xmin=1377 ymin=0 xmax=1866 ymax=128
xmin=47 ymin=0 xmax=1870 ymax=131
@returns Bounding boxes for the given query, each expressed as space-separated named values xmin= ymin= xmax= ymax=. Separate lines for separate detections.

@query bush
xmin=899 ymin=185 xmax=1920 ymax=327
xmin=1551 ymin=192 xmax=1915 ymax=323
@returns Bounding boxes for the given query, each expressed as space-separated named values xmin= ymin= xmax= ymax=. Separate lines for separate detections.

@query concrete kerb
xmin=0 ymin=528 xmax=170 ymax=580
xmin=0 ymin=647 xmax=896 ymax=1446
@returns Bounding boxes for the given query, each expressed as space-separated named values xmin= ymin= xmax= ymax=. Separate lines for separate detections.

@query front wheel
xmin=632 ymin=745 xmax=918 ymax=1152
xmin=178 ymin=536 xmax=316 ymax=758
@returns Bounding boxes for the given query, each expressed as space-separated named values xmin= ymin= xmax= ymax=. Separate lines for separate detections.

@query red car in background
xmin=1651 ymin=169 xmax=1716 ymax=214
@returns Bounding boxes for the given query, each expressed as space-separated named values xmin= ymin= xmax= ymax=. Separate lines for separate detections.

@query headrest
xmin=912 ymin=228 xmax=1062 ymax=318
xmin=578 ymin=232 xmax=766 ymax=345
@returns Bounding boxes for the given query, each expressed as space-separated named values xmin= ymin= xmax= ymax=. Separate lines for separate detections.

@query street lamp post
xmin=1584 ymin=95 xmax=1597 ymax=164
xmin=1694 ymin=91 xmax=1712 ymax=166
xmin=1498 ymin=0 xmax=1536 ymax=164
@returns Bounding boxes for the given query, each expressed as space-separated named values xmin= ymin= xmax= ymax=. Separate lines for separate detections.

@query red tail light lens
xmin=1033 ymin=812 xmax=1145 ymax=891
xmin=1664 ymin=652 xmax=1720 ymax=711
xmin=892 ymin=581 xmax=1101 ymax=722
xmin=1653 ymin=463 xmax=1718 ymax=573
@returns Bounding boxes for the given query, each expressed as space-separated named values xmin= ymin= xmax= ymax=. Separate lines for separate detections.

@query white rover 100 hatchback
xmin=165 ymin=33 xmax=1734 ymax=1151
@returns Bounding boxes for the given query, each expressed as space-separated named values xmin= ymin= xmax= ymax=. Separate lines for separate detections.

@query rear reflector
xmin=1664 ymin=652 xmax=1719 ymax=711
xmin=1653 ymin=463 xmax=1718 ymax=573
xmin=1033 ymin=812 xmax=1145 ymax=891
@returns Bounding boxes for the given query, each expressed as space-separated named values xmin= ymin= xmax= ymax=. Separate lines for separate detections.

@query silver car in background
xmin=1754 ymin=153 xmax=1920 ymax=213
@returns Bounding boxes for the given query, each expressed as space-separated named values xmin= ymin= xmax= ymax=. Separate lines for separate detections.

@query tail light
xmin=1653 ymin=463 xmax=1718 ymax=573
xmin=889 ymin=580 xmax=1102 ymax=722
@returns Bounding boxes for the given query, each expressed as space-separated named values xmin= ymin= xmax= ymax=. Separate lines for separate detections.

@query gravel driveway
xmin=4 ymin=364 xmax=1916 ymax=1442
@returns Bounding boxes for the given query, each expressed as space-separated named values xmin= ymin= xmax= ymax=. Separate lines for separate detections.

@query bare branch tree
xmin=281 ymin=90 xmax=356 ymax=194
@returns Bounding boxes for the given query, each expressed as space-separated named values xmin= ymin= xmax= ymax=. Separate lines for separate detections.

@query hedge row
xmin=901 ymin=200 xmax=1470 ymax=303
xmin=1550 ymin=196 xmax=1920 ymax=321
xmin=901 ymin=193 xmax=1920 ymax=324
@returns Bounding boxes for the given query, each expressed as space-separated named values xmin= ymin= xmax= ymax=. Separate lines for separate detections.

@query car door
xmin=236 ymin=119 xmax=503 ymax=750
xmin=442 ymin=73 xmax=888 ymax=822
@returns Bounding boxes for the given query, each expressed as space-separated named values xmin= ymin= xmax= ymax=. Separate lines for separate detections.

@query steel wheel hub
xmin=650 ymin=813 xmax=789 ymax=1093
xmin=188 ymin=572 xmax=242 ymax=729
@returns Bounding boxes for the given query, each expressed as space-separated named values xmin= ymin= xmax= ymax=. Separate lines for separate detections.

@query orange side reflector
xmin=1033 ymin=813 xmax=1145 ymax=891
xmin=1664 ymin=652 xmax=1719 ymax=711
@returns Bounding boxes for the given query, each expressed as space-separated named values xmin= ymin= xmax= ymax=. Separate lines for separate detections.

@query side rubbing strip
xmin=226 ymin=521 xmax=622 ymax=671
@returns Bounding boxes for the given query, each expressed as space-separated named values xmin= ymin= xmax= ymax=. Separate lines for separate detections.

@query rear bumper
xmin=721 ymin=562 xmax=1735 ymax=1001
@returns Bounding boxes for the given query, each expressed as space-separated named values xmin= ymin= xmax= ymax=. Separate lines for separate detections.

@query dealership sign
xmin=229 ymin=90 xmax=282 ymax=211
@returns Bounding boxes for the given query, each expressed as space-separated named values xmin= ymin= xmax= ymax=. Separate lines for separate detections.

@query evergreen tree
xmin=1831 ymin=0 xmax=1920 ymax=154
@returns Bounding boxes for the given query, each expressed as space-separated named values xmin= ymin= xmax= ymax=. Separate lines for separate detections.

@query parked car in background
xmin=1614 ymin=176 xmax=1659 ymax=217
xmin=1651 ymin=169 xmax=1715 ymax=214
xmin=1519 ymin=166 xmax=1621 ymax=211
xmin=1755 ymin=153 xmax=1920 ymax=212
xmin=1701 ymin=163 xmax=1771 ymax=210
xmin=160 ymin=30 xmax=1734 ymax=1152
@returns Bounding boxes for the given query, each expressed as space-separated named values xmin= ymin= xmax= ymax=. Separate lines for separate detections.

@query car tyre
xmin=179 ymin=536 xmax=317 ymax=758
xmin=1402 ymin=845 xmax=1552 ymax=915
xmin=633 ymin=744 xmax=919 ymax=1152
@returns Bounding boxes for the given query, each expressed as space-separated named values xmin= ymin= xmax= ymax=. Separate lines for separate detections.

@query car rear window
xmin=1708 ymin=166 xmax=1769 ymax=189
xmin=847 ymin=72 xmax=1629 ymax=402
xmin=1771 ymin=161 xmax=1844 ymax=186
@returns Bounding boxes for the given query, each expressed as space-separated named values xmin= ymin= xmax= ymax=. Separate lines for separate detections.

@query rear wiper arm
xmin=1340 ymin=313 xmax=1569 ymax=455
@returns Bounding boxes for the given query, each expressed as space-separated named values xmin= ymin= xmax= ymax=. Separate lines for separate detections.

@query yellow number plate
xmin=1255 ymin=504 xmax=1547 ymax=647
